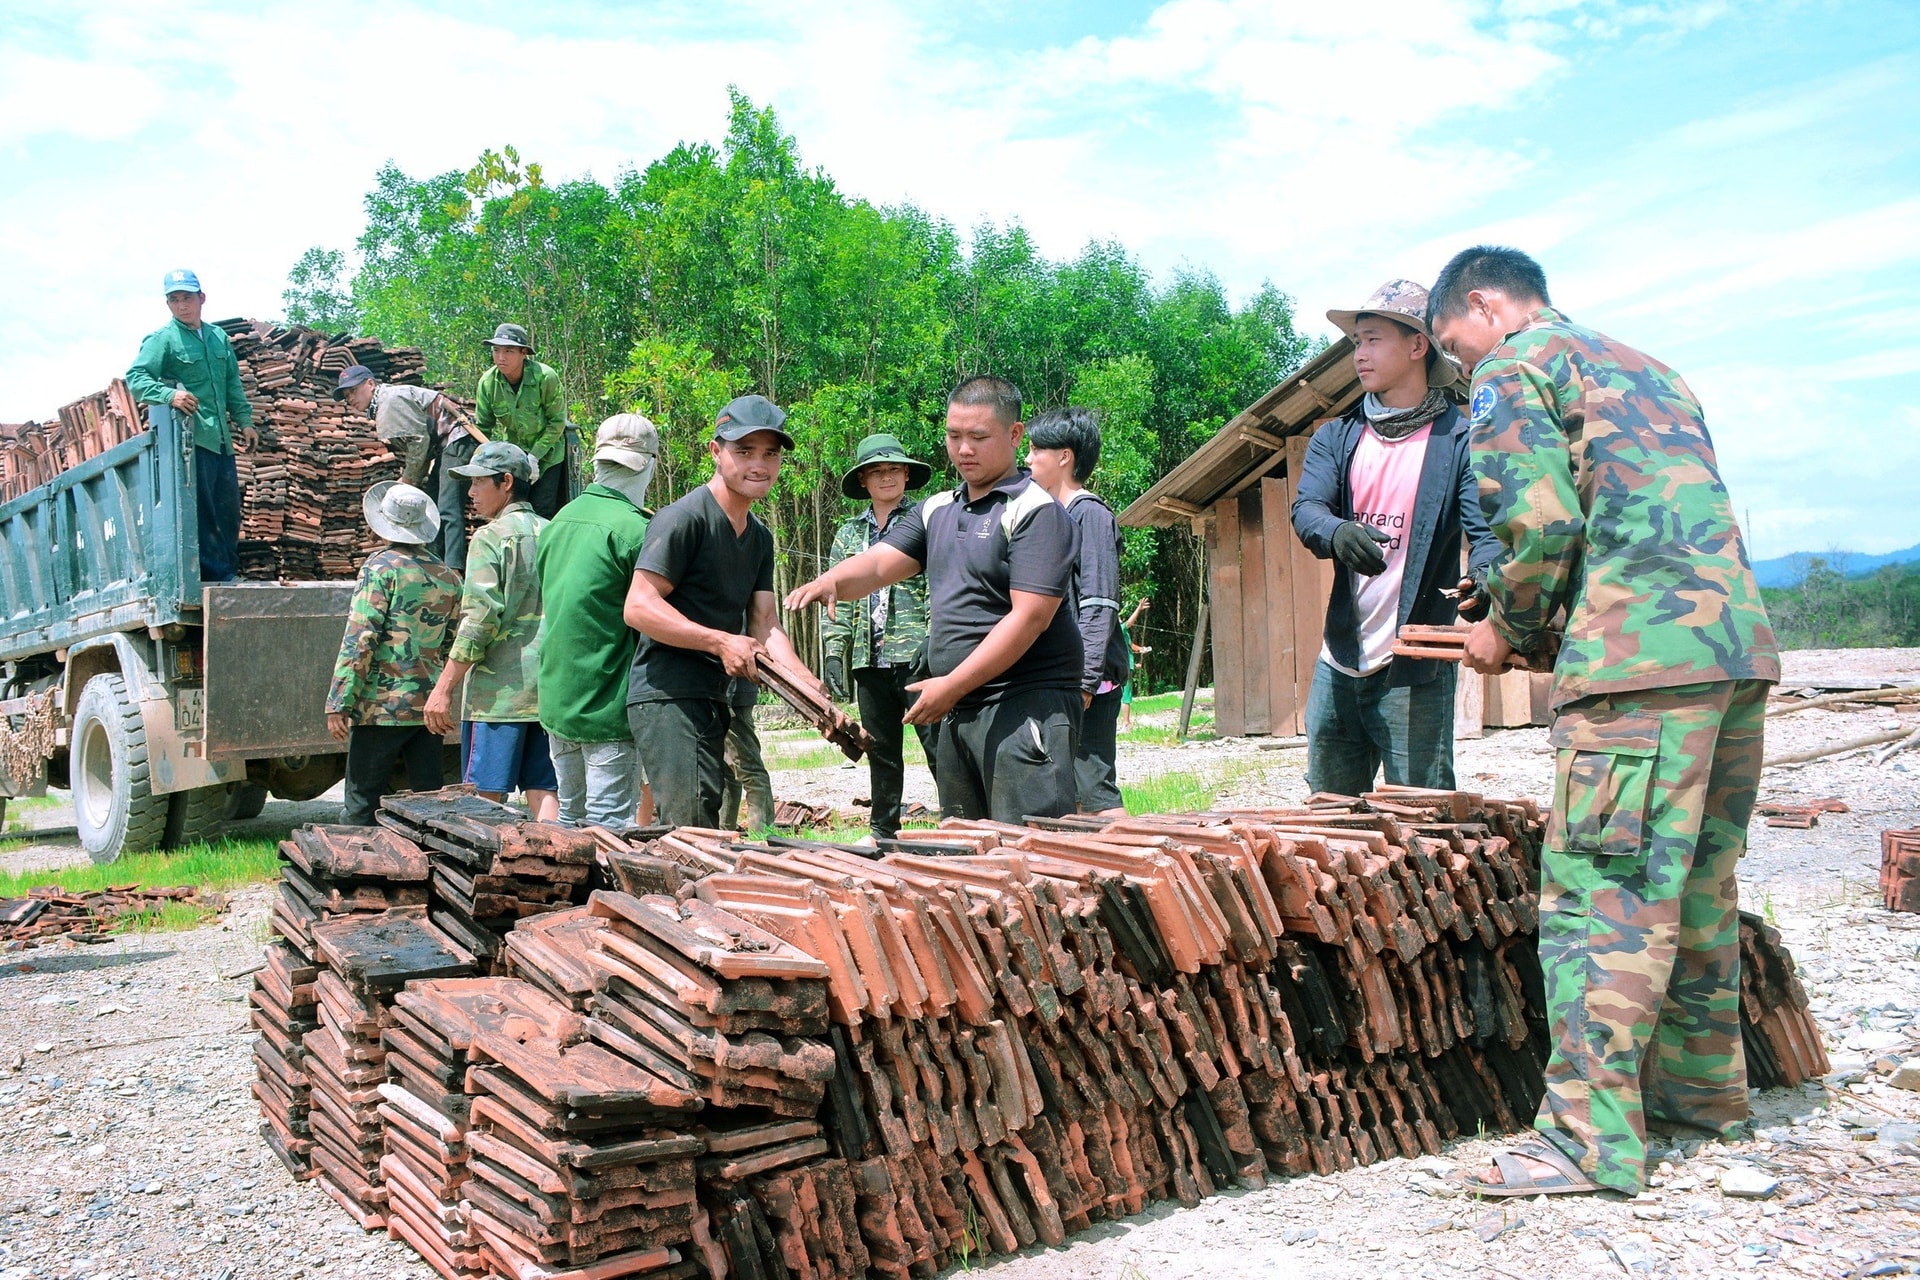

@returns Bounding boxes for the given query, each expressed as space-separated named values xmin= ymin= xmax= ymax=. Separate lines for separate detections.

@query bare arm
xmin=624 ymin=569 xmax=764 ymax=679
xmin=905 ymin=590 xmax=1061 ymax=725
xmin=784 ymin=544 xmax=922 ymax=612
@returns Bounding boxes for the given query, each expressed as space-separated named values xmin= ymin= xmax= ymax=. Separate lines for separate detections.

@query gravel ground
xmin=4 ymin=649 xmax=1920 ymax=1279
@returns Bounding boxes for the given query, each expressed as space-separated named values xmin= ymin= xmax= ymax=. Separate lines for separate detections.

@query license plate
xmin=176 ymin=688 xmax=205 ymax=734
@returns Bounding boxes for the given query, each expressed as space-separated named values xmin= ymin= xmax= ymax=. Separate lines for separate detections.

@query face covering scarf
xmin=1363 ymin=387 xmax=1451 ymax=440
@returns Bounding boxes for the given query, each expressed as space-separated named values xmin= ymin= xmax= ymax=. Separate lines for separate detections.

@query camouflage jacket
xmin=821 ymin=504 xmax=930 ymax=671
xmin=326 ymin=546 xmax=463 ymax=725
xmin=450 ymin=502 xmax=548 ymax=722
xmin=1468 ymin=306 xmax=1780 ymax=708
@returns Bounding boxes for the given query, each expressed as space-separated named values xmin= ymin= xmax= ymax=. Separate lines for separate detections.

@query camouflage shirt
xmin=326 ymin=546 xmax=463 ymax=725
xmin=1468 ymin=306 xmax=1780 ymax=708
xmin=821 ymin=504 xmax=930 ymax=671
xmin=450 ymin=502 xmax=548 ymax=722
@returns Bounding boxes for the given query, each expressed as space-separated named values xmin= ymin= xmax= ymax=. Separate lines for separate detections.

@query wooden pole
xmin=1178 ymin=571 xmax=1211 ymax=742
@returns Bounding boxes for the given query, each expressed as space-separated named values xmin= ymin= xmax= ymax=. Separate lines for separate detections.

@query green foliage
xmin=305 ymin=92 xmax=1312 ymax=687
xmin=282 ymin=247 xmax=354 ymax=330
xmin=0 ymin=836 xmax=280 ymax=899
xmin=1761 ymin=559 xmax=1920 ymax=649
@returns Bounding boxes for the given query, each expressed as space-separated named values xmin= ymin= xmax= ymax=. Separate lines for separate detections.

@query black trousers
xmin=430 ymin=433 xmax=475 ymax=573
xmin=1076 ymin=687 xmax=1125 ymax=813
xmin=343 ymin=724 xmax=444 ymax=826
xmin=529 ymin=453 xmax=568 ymax=520
xmin=631 ymin=697 xmax=730 ymax=829
xmin=933 ymin=686 xmax=1081 ymax=824
xmin=854 ymin=667 xmax=937 ymax=839
xmin=195 ymin=446 xmax=241 ymax=583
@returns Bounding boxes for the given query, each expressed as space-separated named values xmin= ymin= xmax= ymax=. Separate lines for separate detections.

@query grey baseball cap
xmin=713 ymin=394 xmax=794 ymax=449
xmin=595 ymin=414 xmax=660 ymax=472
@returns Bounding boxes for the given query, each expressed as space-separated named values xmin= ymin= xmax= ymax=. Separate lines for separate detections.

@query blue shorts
xmin=461 ymin=721 xmax=558 ymax=795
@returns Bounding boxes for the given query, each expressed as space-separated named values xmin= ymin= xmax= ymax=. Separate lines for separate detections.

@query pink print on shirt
xmin=1323 ymin=422 xmax=1432 ymax=677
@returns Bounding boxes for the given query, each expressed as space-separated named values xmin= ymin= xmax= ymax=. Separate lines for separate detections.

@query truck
xmin=0 ymin=402 xmax=360 ymax=862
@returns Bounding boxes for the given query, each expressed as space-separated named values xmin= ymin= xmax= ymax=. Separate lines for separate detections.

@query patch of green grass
xmin=1121 ymin=770 xmax=1221 ymax=814
xmin=763 ymin=743 xmax=852 ymax=772
xmin=114 ymin=898 xmax=220 ymax=935
xmin=0 ymin=836 xmax=281 ymax=899
xmin=7 ymin=794 xmax=65 ymax=811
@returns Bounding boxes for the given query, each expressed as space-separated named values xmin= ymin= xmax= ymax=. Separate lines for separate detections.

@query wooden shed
xmin=1119 ymin=339 xmax=1549 ymax=738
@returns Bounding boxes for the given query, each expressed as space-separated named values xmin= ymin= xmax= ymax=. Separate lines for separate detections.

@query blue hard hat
xmin=162 ymin=268 xmax=202 ymax=296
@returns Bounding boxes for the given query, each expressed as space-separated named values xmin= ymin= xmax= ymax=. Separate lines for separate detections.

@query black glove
xmin=1332 ymin=521 xmax=1392 ymax=576
xmin=1456 ymin=570 xmax=1492 ymax=622
xmin=823 ymin=656 xmax=849 ymax=703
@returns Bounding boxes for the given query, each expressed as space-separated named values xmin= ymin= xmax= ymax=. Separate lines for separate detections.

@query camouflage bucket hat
xmin=840 ymin=433 xmax=932 ymax=499
xmin=363 ymin=481 xmax=441 ymax=545
xmin=1327 ymin=278 xmax=1464 ymax=389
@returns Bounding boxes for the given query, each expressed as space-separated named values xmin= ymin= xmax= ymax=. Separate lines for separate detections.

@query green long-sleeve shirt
xmin=474 ymin=361 xmax=566 ymax=468
xmin=451 ymin=503 xmax=548 ymax=723
xmin=125 ymin=318 xmax=253 ymax=454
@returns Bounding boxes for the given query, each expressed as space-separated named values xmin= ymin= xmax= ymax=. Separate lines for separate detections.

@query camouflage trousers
xmin=1534 ymin=678 xmax=1768 ymax=1193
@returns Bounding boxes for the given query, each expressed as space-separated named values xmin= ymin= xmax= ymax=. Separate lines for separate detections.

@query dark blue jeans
xmin=195 ymin=446 xmax=240 ymax=583
xmin=1304 ymin=658 xmax=1457 ymax=797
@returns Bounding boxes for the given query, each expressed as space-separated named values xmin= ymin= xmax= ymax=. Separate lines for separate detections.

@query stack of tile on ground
xmin=381 ymin=979 xmax=580 ymax=1279
xmin=271 ymin=823 xmax=430 ymax=960
xmin=377 ymin=787 xmax=598 ymax=968
xmin=1737 ymin=911 xmax=1830 ymax=1088
xmin=691 ymin=1117 xmax=867 ymax=1280
xmin=252 ymin=940 xmax=321 ymax=1179
xmin=305 ymin=911 xmax=476 ymax=1229
xmin=582 ymin=891 xmax=838 ymax=1119
xmin=1882 ymin=828 xmax=1920 ymax=913
xmin=460 ymin=979 xmax=706 ymax=1280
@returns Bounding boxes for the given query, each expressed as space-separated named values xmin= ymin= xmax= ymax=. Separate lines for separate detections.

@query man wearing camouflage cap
xmin=1428 ymin=245 xmax=1779 ymax=1198
xmin=1291 ymin=278 xmax=1501 ymax=796
xmin=538 ymin=415 xmax=660 ymax=828
xmin=326 ymin=482 xmax=464 ymax=825
xmin=425 ymin=442 xmax=557 ymax=820
xmin=337 ymin=364 xmax=482 ymax=571
xmin=475 ymin=323 xmax=569 ymax=519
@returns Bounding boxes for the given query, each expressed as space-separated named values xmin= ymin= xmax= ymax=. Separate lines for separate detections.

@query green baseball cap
xmin=840 ymin=433 xmax=932 ymax=499
xmin=451 ymin=440 xmax=538 ymax=484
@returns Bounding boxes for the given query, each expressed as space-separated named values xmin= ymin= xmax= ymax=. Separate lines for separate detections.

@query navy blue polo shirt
xmin=881 ymin=468 xmax=1083 ymax=707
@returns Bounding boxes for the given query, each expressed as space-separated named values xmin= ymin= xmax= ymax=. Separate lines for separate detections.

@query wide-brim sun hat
xmin=362 ymin=481 xmax=441 ymax=545
xmin=1327 ymin=278 xmax=1464 ymax=389
xmin=840 ymin=433 xmax=933 ymax=499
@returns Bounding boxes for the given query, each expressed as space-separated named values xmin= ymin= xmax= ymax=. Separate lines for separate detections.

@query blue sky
xmin=3 ymin=0 xmax=1916 ymax=559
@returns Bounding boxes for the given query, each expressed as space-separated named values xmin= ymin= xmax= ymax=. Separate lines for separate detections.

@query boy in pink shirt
xmin=1289 ymin=279 xmax=1503 ymax=794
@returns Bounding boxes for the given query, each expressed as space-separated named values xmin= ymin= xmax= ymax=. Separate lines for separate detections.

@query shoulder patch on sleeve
xmin=1469 ymin=383 xmax=1497 ymax=425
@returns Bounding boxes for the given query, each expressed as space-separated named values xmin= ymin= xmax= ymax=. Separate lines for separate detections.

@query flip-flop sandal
xmin=1458 ymin=1137 xmax=1604 ymax=1198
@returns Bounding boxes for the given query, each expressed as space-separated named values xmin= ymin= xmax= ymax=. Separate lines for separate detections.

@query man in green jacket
xmin=326 ymin=483 xmax=463 ymax=825
xmin=820 ymin=433 xmax=935 ymax=839
xmin=537 ymin=415 xmax=658 ymax=828
xmin=475 ymin=323 xmax=568 ymax=519
xmin=1429 ymin=245 xmax=1779 ymax=1200
xmin=125 ymin=269 xmax=258 ymax=582
xmin=425 ymin=442 xmax=555 ymax=821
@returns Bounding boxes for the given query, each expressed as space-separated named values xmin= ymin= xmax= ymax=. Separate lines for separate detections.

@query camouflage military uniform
xmin=1469 ymin=305 xmax=1780 ymax=1194
xmin=821 ymin=505 xmax=934 ymax=839
xmin=450 ymin=502 xmax=548 ymax=722
xmin=327 ymin=544 xmax=463 ymax=825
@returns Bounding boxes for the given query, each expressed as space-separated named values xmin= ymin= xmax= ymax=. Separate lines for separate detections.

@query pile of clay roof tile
xmin=252 ymin=786 xmax=1831 ymax=1280
xmin=1882 ymin=829 xmax=1920 ymax=913
xmin=378 ymin=787 xmax=598 ymax=968
xmin=0 ymin=883 xmax=224 ymax=948
xmin=0 ymin=380 xmax=146 ymax=503
xmin=272 ymin=824 xmax=431 ymax=956
xmin=305 ymin=911 xmax=476 ymax=1228
xmin=252 ymin=940 xmax=321 ymax=1178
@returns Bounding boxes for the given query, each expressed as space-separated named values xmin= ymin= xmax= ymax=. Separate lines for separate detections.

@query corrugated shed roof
xmin=1119 ymin=337 xmax=1362 ymax=528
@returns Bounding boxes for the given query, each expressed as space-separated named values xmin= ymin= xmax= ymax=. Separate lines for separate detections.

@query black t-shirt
xmin=627 ymin=486 xmax=775 ymax=704
xmin=881 ymin=468 xmax=1083 ymax=707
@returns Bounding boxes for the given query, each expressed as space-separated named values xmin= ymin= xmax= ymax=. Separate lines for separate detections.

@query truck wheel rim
xmin=78 ymin=719 xmax=115 ymax=831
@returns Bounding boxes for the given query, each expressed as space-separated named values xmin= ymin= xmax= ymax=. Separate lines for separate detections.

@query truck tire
xmin=71 ymin=673 xmax=170 ymax=864
xmin=225 ymin=782 xmax=269 ymax=821
xmin=165 ymin=785 xmax=229 ymax=849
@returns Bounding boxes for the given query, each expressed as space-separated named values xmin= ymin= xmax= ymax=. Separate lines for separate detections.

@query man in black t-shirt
xmin=786 ymin=376 xmax=1084 ymax=823
xmin=623 ymin=395 xmax=811 ymax=827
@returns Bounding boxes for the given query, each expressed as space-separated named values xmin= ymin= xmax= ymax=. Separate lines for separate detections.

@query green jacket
xmin=537 ymin=485 xmax=650 ymax=742
xmin=475 ymin=361 xmax=566 ymax=468
xmin=821 ymin=504 xmax=930 ymax=672
xmin=451 ymin=502 xmax=548 ymax=722
xmin=1468 ymin=306 xmax=1780 ymax=708
xmin=124 ymin=318 xmax=253 ymax=454
xmin=326 ymin=546 xmax=463 ymax=725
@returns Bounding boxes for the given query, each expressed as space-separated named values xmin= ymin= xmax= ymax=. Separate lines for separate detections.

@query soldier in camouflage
xmin=1428 ymin=246 xmax=1780 ymax=1197
xmin=425 ymin=442 xmax=557 ymax=820
xmin=326 ymin=482 xmax=464 ymax=826
xmin=820 ymin=434 xmax=935 ymax=840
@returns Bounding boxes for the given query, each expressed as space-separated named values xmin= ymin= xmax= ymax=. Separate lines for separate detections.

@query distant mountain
xmin=1753 ymin=542 xmax=1920 ymax=589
